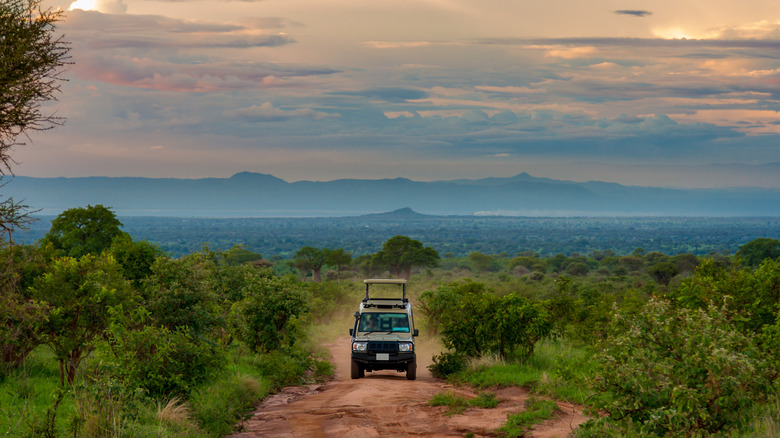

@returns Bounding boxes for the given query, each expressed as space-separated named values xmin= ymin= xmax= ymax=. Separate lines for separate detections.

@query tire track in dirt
xmin=230 ymin=337 xmax=586 ymax=437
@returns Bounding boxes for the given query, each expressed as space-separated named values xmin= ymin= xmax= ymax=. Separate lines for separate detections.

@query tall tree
xmin=294 ymin=246 xmax=327 ymax=282
xmin=325 ymin=248 xmax=351 ymax=283
xmin=43 ymin=204 xmax=128 ymax=257
xmin=1 ymin=0 xmax=70 ymax=246
xmin=1 ymin=0 xmax=70 ymax=174
xmin=737 ymin=237 xmax=780 ymax=267
xmin=373 ymin=235 xmax=439 ymax=279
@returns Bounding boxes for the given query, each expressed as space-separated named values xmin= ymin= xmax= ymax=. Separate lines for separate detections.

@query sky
xmin=14 ymin=0 xmax=780 ymax=188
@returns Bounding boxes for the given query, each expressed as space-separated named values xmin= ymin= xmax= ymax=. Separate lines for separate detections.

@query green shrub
xmin=588 ymin=299 xmax=774 ymax=437
xmin=420 ymin=281 xmax=553 ymax=360
xmin=255 ymin=349 xmax=311 ymax=390
xmin=142 ymin=253 xmax=222 ymax=338
xmin=428 ymin=352 xmax=467 ymax=378
xmin=229 ymin=275 xmax=308 ymax=353
xmin=106 ymin=319 xmax=225 ymax=397
xmin=190 ymin=374 xmax=264 ymax=436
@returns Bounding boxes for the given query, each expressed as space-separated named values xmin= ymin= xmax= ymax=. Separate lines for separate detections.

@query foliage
xmin=420 ymin=280 xmax=553 ymax=359
xmin=105 ymin=314 xmax=225 ymax=397
xmin=668 ymin=258 xmax=780 ymax=333
xmin=142 ymin=252 xmax=222 ymax=338
xmin=253 ymin=348 xmax=312 ymax=390
xmin=325 ymin=247 xmax=352 ymax=282
xmin=189 ymin=373 xmax=263 ymax=437
xmin=737 ymin=237 xmax=780 ymax=267
xmin=0 ymin=289 xmax=48 ymax=370
xmin=648 ymin=261 xmax=679 ymax=286
xmin=588 ymin=299 xmax=774 ymax=437
xmin=109 ymin=234 xmax=163 ymax=288
xmin=29 ymin=253 xmax=134 ymax=385
xmin=373 ymin=235 xmax=439 ymax=279
xmin=229 ymin=274 xmax=308 ymax=353
xmin=293 ymin=246 xmax=327 ymax=282
xmin=428 ymin=352 xmax=467 ymax=378
xmin=42 ymin=205 xmax=128 ymax=258
xmin=0 ymin=0 xmax=70 ymax=174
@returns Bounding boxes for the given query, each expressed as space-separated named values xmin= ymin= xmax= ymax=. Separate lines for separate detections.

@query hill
xmin=4 ymin=172 xmax=780 ymax=217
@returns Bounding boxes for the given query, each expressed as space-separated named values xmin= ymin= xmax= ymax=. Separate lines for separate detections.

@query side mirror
xmin=413 ymin=329 xmax=419 ymax=337
xmin=349 ymin=328 xmax=354 ymax=336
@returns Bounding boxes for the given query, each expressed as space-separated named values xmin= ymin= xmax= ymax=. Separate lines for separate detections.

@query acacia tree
xmin=373 ymin=235 xmax=439 ymax=279
xmin=325 ymin=248 xmax=351 ymax=283
xmin=294 ymin=246 xmax=327 ymax=282
xmin=1 ymin=0 xmax=69 ymax=174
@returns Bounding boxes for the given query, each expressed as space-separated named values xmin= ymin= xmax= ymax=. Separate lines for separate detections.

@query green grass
xmin=455 ymin=338 xmax=597 ymax=404
xmin=0 ymin=340 xmax=327 ymax=438
xmin=428 ymin=391 xmax=499 ymax=416
xmin=0 ymin=347 xmax=76 ymax=437
xmin=498 ymin=397 xmax=558 ymax=438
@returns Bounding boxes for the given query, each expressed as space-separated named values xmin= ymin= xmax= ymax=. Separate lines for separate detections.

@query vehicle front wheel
xmin=351 ymin=360 xmax=362 ymax=379
xmin=406 ymin=360 xmax=417 ymax=380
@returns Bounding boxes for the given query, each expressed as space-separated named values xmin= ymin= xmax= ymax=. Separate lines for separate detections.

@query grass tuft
xmin=157 ymin=397 xmax=192 ymax=427
xmin=428 ymin=391 xmax=499 ymax=416
xmin=498 ymin=396 xmax=558 ymax=437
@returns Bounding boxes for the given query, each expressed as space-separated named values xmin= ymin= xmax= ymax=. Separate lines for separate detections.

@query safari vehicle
xmin=349 ymin=279 xmax=418 ymax=380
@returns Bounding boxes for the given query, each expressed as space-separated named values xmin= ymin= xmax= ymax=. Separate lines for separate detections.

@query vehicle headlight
xmin=398 ymin=342 xmax=414 ymax=352
xmin=352 ymin=341 xmax=367 ymax=352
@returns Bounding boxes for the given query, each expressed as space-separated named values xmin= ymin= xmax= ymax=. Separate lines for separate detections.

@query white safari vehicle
xmin=349 ymin=279 xmax=418 ymax=380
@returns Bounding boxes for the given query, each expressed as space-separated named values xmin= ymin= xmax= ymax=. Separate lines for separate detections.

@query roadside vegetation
xmin=2 ymin=203 xmax=779 ymax=436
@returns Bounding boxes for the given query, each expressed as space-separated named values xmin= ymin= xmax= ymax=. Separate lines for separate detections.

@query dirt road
xmin=230 ymin=337 xmax=585 ymax=437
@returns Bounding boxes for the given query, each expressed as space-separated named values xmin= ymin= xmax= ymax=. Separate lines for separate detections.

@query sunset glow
xmin=10 ymin=0 xmax=778 ymax=189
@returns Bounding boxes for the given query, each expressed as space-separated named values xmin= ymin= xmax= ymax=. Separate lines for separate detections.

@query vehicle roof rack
xmin=362 ymin=278 xmax=407 ymax=304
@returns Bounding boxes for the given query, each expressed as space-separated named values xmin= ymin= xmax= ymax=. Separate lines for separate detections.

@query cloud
xmin=225 ymin=102 xmax=339 ymax=122
xmin=614 ymin=10 xmax=652 ymax=18
xmin=333 ymin=87 xmax=429 ymax=103
xmin=64 ymin=10 xmax=295 ymax=50
xmin=73 ymin=54 xmax=337 ymax=91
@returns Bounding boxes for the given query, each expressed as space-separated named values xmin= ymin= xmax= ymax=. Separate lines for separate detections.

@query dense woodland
xmin=2 ymin=204 xmax=780 ymax=437
xmin=18 ymin=214 xmax=780 ymax=259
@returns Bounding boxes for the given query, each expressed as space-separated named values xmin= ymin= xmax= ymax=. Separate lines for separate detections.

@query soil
xmin=230 ymin=337 xmax=586 ymax=437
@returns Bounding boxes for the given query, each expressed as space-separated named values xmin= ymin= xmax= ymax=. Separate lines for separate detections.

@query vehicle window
xmin=359 ymin=313 xmax=410 ymax=332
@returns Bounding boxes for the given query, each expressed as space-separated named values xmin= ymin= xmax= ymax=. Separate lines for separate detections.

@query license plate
xmin=376 ymin=353 xmax=389 ymax=361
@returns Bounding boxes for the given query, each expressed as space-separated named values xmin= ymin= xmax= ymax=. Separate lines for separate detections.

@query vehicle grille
xmin=368 ymin=341 xmax=398 ymax=353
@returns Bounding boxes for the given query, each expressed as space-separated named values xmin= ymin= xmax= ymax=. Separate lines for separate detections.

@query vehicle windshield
xmin=358 ymin=313 xmax=410 ymax=333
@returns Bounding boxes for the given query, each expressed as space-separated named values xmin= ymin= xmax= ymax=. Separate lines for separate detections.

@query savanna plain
xmin=2 ymin=206 xmax=780 ymax=437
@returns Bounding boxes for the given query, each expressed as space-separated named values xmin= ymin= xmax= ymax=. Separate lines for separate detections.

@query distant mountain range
xmin=3 ymin=172 xmax=780 ymax=217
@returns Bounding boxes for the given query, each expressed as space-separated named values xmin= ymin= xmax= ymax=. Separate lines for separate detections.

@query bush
xmin=421 ymin=281 xmax=553 ymax=360
xmin=142 ymin=253 xmax=222 ymax=338
xmin=106 ymin=319 xmax=225 ymax=397
xmin=587 ymin=299 xmax=774 ymax=437
xmin=229 ymin=275 xmax=308 ymax=353
xmin=190 ymin=374 xmax=263 ymax=436
xmin=428 ymin=352 xmax=467 ymax=378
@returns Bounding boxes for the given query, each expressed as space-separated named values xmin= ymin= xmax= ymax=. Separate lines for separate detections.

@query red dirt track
xmin=230 ymin=337 xmax=585 ymax=437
